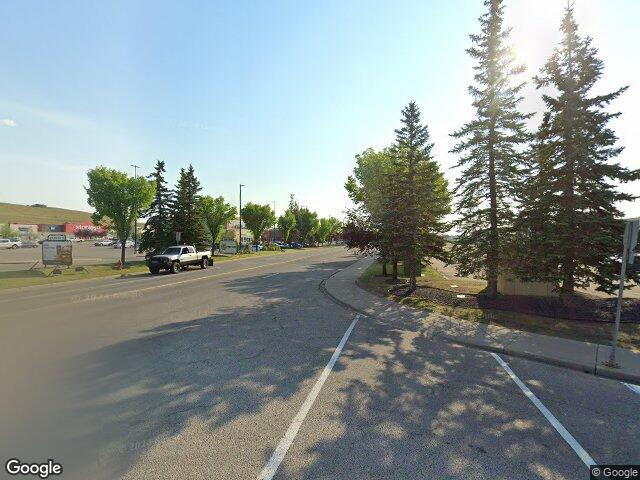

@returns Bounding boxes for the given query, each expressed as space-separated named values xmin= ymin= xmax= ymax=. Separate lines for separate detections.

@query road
xmin=1 ymin=246 xmax=638 ymax=479
xmin=0 ymin=243 xmax=144 ymax=272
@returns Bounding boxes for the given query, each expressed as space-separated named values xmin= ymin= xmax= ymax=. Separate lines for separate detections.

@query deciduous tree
xmin=199 ymin=196 xmax=237 ymax=256
xmin=85 ymin=167 xmax=154 ymax=264
xmin=241 ymin=202 xmax=276 ymax=247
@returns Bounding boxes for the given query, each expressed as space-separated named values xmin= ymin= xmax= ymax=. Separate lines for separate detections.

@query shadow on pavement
xmin=63 ymin=258 xmax=357 ymax=479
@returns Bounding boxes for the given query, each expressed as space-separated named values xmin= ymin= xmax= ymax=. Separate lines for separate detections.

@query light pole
xmin=272 ymin=201 xmax=276 ymax=244
xmin=239 ymin=184 xmax=244 ymax=253
xmin=131 ymin=164 xmax=140 ymax=252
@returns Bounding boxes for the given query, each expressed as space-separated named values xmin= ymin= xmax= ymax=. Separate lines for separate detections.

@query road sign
xmin=626 ymin=219 xmax=639 ymax=264
xmin=175 ymin=231 xmax=181 ymax=244
xmin=606 ymin=218 xmax=640 ymax=367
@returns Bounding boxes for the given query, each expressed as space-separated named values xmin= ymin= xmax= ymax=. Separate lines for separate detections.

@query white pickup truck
xmin=147 ymin=245 xmax=211 ymax=274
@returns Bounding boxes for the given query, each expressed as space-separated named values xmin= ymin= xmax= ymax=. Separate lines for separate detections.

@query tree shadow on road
xmin=270 ymin=306 xmax=587 ymax=480
xmin=63 ymin=257 xmax=360 ymax=479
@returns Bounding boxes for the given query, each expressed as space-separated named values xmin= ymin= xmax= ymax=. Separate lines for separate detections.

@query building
xmin=37 ymin=222 xmax=107 ymax=237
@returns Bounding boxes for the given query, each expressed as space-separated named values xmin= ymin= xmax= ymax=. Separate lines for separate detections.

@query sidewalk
xmin=323 ymin=256 xmax=640 ymax=384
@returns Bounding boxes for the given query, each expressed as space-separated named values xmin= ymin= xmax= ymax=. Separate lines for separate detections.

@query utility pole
xmin=605 ymin=218 xmax=639 ymax=368
xmin=239 ymin=184 xmax=244 ymax=253
xmin=131 ymin=164 xmax=140 ymax=252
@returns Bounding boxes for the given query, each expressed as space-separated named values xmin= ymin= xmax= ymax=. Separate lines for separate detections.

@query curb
xmin=321 ymin=260 xmax=640 ymax=386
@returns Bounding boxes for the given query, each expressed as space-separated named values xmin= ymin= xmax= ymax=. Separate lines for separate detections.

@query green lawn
xmin=0 ymin=249 xmax=290 ymax=291
xmin=360 ymin=260 xmax=640 ymax=352
xmin=0 ymin=202 xmax=94 ymax=225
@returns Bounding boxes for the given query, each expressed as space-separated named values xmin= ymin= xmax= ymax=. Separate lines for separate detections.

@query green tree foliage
xmin=387 ymin=102 xmax=451 ymax=289
xmin=240 ymin=202 xmax=276 ymax=246
xmin=140 ymin=160 xmax=173 ymax=255
xmin=520 ymin=5 xmax=640 ymax=295
xmin=0 ymin=223 xmax=19 ymax=239
xmin=170 ymin=165 xmax=209 ymax=249
xmin=296 ymin=207 xmax=319 ymax=244
xmin=344 ymin=149 xmax=394 ymax=269
xmin=277 ymin=211 xmax=297 ymax=243
xmin=326 ymin=217 xmax=342 ymax=242
xmin=85 ymin=166 xmax=155 ymax=264
xmin=199 ymin=195 xmax=237 ymax=256
xmin=450 ymin=0 xmax=532 ymax=297
xmin=316 ymin=218 xmax=333 ymax=244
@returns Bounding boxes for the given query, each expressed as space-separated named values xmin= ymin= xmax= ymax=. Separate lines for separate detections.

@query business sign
xmin=42 ymin=237 xmax=73 ymax=266
xmin=219 ymin=240 xmax=237 ymax=255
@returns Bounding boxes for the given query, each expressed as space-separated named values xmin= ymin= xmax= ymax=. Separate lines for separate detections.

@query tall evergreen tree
xmin=511 ymin=113 xmax=559 ymax=281
xmin=170 ymin=165 xmax=209 ymax=249
xmin=451 ymin=0 xmax=531 ymax=297
xmin=525 ymin=5 xmax=640 ymax=295
xmin=387 ymin=102 xmax=451 ymax=290
xmin=140 ymin=160 xmax=173 ymax=254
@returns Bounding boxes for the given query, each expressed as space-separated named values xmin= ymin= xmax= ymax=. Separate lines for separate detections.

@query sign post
xmin=605 ymin=218 xmax=639 ymax=367
xmin=42 ymin=233 xmax=73 ymax=274
xmin=175 ymin=231 xmax=182 ymax=245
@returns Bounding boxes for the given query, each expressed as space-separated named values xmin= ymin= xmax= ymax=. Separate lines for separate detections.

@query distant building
xmin=36 ymin=222 xmax=107 ymax=237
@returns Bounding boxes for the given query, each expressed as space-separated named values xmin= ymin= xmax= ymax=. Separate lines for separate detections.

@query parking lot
xmin=0 ymin=242 xmax=145 ymax=272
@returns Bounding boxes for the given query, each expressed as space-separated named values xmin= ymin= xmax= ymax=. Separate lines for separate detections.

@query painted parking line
xmin=624 ymin=382 xmax=640 ymax=396
xmin=490 ymin=352 xmax=596 ymax=468
xmin=257 ymin=314 xmax=362 ymax=480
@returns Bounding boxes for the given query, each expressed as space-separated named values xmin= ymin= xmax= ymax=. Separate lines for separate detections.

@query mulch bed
xmin=414 ymin=286 xmax=639 ymax=323
xmin=384 ymin=279 xmax=640 ymax=324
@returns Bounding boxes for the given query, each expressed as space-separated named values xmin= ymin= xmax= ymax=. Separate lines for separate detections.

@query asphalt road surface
xmin=1 ymin=247 xmax=638 ymax=479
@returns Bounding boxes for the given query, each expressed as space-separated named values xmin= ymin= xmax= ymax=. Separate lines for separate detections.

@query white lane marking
xmin=624 ymin=382 xmax=640 ymax=396
xmin=257 ymin=314 xmax=362 ymax=480
xmin=490 ymin=352 xmax=596 ymax=468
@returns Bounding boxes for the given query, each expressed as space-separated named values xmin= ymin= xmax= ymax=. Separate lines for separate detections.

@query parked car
xmin=20 ymin=240 xmax=39 ymax=248
xmin=147 ymin=246 xmax=211 ymax=274
xmin=290 ymin=242 xmax=304 ymax=249
xmin=95 ymin=239 xmax=114 ymax=246
xmin=112 ymin=240 xmax=134 ymax=249
xmin=0 ymin=238 xmax=22 ymax=249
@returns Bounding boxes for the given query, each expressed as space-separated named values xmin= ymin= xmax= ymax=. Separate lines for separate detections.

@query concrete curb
xmin=321 ymin=257 xmax=640 ymax=386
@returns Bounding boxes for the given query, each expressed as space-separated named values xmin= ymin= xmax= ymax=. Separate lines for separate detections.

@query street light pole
xmin=239 ymin=184 xmax=244 ymax=253
xmin=131 ymin=164 xmax=140 ymax=252
xmin=272 ymin=201 xmax=276 ymax=244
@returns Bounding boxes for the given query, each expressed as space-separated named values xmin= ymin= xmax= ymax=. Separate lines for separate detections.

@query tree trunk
xmin=120 ymin=244 xmax=126 ymax=265
xmin=382 ymin=261 xmax=388 ymax=277
xmin=392 ymin=259 xmax=398 ymax=283
xmin=487 ymin=129 xmax=499 ymax=298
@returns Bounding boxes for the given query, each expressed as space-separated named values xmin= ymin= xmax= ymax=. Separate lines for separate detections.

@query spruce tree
xmin=451 ymin=0 xmax=531 ymax=297
xmin=140 ymin=160 xmax=173 ymax=254
xmin=170 ymin=165 xmax=209 ymax=249
xmin=528 ymin=5 xmax=640 ymax=295
xmin=388 ymin=102 xmax=451 ymax=290
xmin=512 ymin=113 xmax=558 ymax=282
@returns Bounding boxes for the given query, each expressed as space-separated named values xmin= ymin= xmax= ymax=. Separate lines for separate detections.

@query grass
xmin=0 ymin=249 xmax=290 ymax=291
xmin=360 ymin=260 xmax=640 ymax=352
xmin=0 ymin=202 xmax=94 ymax=225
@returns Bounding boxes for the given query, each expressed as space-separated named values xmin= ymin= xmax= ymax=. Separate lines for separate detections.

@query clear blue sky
xmin=1 ymin=0 xmax=638 ymax=219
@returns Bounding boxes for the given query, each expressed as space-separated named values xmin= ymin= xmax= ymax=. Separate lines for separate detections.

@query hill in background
xmin=0 ymin=202 xmax=94 ymax=225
